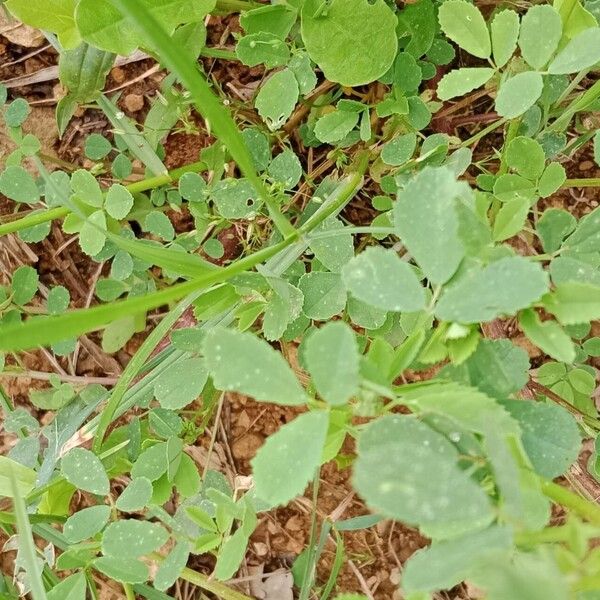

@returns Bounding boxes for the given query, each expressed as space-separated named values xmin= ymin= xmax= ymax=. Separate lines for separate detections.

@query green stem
xmin=0 ymin=161 xmax=205 ymax=238
xmin=563 ymin=178 xmax=600 ymax=188
xmin=497 ymin=118 xmax=521 ymax=176
xmin=123 ymin=584 xmax=136 ymax=600
xmin=460 ymin=118 xmax=507 ymax=147
xmin=540 ymin=479 xmax=600 ymax=526
xmin=201 ymin=47 xmax=238 ymax=61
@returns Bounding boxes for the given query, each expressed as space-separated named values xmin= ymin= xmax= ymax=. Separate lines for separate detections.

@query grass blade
xmin=110 ymin=0 xmax=296 ymax=238
xmin=9 ymin=470 xmax=48 ymax=600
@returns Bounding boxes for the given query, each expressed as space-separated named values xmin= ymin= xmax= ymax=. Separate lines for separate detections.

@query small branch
xmin=0 ymin=370 xmax=119 ymax=386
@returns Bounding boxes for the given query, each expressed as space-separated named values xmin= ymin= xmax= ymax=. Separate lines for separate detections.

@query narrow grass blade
xmin=9 ymin=470 xmax=48 ymax=600
xmin=110 ymin=0 xmax=296 ymax=238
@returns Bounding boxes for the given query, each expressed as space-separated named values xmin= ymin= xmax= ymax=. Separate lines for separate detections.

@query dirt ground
xmin=1 ymin=12 xmax=599 ymax=600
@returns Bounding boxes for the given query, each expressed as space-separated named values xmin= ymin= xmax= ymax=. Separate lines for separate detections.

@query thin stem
xmin=548 ymin=79 xmax=600 ymax=132
xmin=460 ymin=117 xmax=507 ymax=147
xmin=0 ymin=370 xmax=118 ymax=386
xmin=540 ymin=478 xmax=600 ymax=526
xmin=0 ymin=161 xmax=206 ymax=238
xmin=123 ymin=584 xmax=136 ymax=600
xmin=563 ymin=178 xmax=600 ymax=188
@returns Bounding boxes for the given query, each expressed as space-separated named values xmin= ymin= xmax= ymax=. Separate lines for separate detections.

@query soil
xmin=1 ymin=12 xmax=599 ymax=600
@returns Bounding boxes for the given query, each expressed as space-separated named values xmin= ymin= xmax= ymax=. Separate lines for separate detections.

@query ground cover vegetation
xmin=2 ymin=0 xmax=600 ymax=597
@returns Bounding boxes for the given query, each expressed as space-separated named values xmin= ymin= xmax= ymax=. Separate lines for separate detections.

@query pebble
xmin=124 ymin=93 xmax=145 ymax=113
xmin=579 ymin=160 xmax=594 ymax=171
xmin=111 ymin=67 xmax=126 ymax=83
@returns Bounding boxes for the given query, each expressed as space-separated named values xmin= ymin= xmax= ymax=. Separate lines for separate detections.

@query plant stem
xmin=497 ymin=118 xmax=521 ymax=176
xmin=563 ymin=178 xmax=600 ymax=188
xmin=201 ymin=47 xmax=238 ymax=61
xmin=123 ymin=584 xmax=136 ymax=600
xmin=0 ymin=161 xmax=206 ymax=238
xmin=460 ymin=117 xmax=507 ymax=147
xmin=540 ymin=479 xmax=600 ymax=526
xmin=548 ymin=79 xmax=600 ymax=132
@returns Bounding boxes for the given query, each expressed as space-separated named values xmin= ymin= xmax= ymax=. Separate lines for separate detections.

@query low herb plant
xmin=2 ymin=0 xmax=600 ymax=598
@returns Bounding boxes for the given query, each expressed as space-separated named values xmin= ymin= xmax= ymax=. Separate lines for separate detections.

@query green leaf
xmin=178 ymin=172 xmax=207 ymax=201
xmin=495 ymin=72 xmax=544 ymax=119
xmin=505 ymin=136 xmax=546 ymax=180
xmin=267 ymin=149 xmax=302 ymax=188
xmin=252 ymin=411 xmax=329 ymax=506
xmin=214 ymin=527 xmax=250 ymax=580
xmin=240 ymin=4 xmax=297 ymax=39
xmin=437 ymin=68 xmax=495 ymax=101
xmin=154 ymin=541 xmax=190 ymax=591
xmin=314 ymin=110 xmax=360 ymax=144
xmin=491 ymin=10 xmax=519 ymax=68
xmin=144 ymin=211 xmax=174 ymax=241
xmin=394 ymin=166 xmax=468 ymax=284
xmin=354 ymin=415 xmax=494 ymax=538
xmin=102 ymin=316 xmax=136 ymax=354
xmin=85 ymin=133 xmax=112 ymax=160
xmin=131 ymin=442 xmax=168 ymax=481
xmin=4 ymin=98 xmax=30 ymax=127
xmin=380 ymin=132 xmax=418 ymax=165
xmin=47 ymin=572 xmax=86 ymax=600
xmin=341 ymin=247 xmax=426 ymax=312
xmin=403 ymin=526 xmax=513 ymax=594
xmin=543 ymin=282 xmax=600 ymax=324
xmin=301 ymin=0 xmax=398 ymax=86
xmin=435 ymin=257 xmax=548 ymax=324
xmin=0 ymin=456 xmax=36 ymax=498
xmin=548 ymin=26 xmax=600 ymax=74
xmin=12 ymin=265 xmax=39 ymax=305
xmin=75 ymin=0 xmax=215 ymax=55
xmin=102 ymin=519 xmax=168 ymax=557
xmin=440 ymin=339 xmax=529 ymax=399
xmin=94 ymin=556 xmax=149 ymax=584
xmin=538 ymin=163 xmax=566 ymax=198
xmin=502 ymin=400 xmax=581 ymax=479
xmin=105 ymin=184 xmax=134 ymax=220
xmin=47 ymin=286 xmax=70 ymax=315
xmin=305 ymin=322 xmax=359 ymax=406
xmin=519 ymin=309 xmax=575 ymax=363
xmin=203 ymin=327 xmax=307 ymax=405
xmin=61 ymin=448 xmax=109 ymax=495
xmin=309 ymin=217 xmax=354 ymax=272
xmin=438 ymin=0 xmax=491 ymax=59
xmin=6 ymin=0 xmax=80 ymax=48
xmin=116 ymin=477 xmax=153 ymax=511
xmin=493 ymin=197 xmax=529 ymax=241
xmin=71 ymin=169 xmax=103 ymax=207
xmin=154 ymin=357 xmax=208 ymax=409
xmin=537 ymin=209 xmax=576 ymax=254
xmin=236 ymin=32 xmax=290 ymax=68
xmin=63 ymin=505 xmax=110 ymax=543
xmin=255 ymin=69 xmax=299 ymax=131
xmin=173 ymin=453 xmax=200 ymax=498
xmin=298 ymin=272 xmax=347 ymax=320
xmin=518 ymin=5 xmax=562 ymax=69
xmin=79 ymin=210 xmax=107 ymax=256
xmin=288 ymin=51 xmax=318 ymax=95
xmin=0 ymin=166 xmax=39 ymax=204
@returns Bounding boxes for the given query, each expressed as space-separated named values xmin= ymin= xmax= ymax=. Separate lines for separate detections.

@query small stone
xmin=124 ymin=93 xmax=145 ymax=113
xmin=580 ymin=160 xmax=594 ymax=171
xmin=285 ymin=515 xmax=303 ymax=531
xmin=253 ymin=542 xmax=268 ymax=556
xmin=111 ymin=67 xmax=126 ymax=83
xmin=231 ymin=433 xmax=262 ymax=460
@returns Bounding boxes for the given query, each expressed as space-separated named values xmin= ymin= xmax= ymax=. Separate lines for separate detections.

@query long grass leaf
xmin=110 ymin=0 xmax=295 ymax=237
xmin=9 ymin=470 xmax=48 ymax=600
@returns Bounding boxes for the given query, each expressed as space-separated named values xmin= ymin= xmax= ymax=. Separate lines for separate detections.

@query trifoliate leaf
xmin=548 ymin=27 xmax=600 ymax=74
xmin=154 ymin=357 xmax=208 ymax=410
xmin=305 ymin=322 xmax=359 ymax=406
xmin=491 ymin=9 xmax=519 ymax=68
xmin=502 ymin=400 xmax=581 ymax=479
xmin=519 ymin=309 xmax=575 ymax=363
xmin=518 ymin=5 xmax=562 ymax=69
xmin=11 ymin=265 xmax=38 ymax=305
xmin=505 ymin=136 xmax=546 ymax=179
xmin=252 ymin=411 xmax=329 ymax=506
xmin=255 ymin=69 xmax=299 ymax=131
xmin=543 ymin=282 xmax=600 ymax=324
xmin=438 ymin=0 xmax=491 ymax=59
xmin=355 ymin=415 xmax=494 ymax=537
xmin=495 ymin=72 xmax=544 ymax=119
xmin=63 ymin=505 xmax=110 ymax=543
xmin=380 ymin=132 xmax=418 ymax=165
xmin=61 ymin=448 xmax=109 ymax=496
xmin=437 ymin=68 xmax=495 ymax=101
xmin=342 ymin=247 xmax=426 ymax=312
xmin=105 ymin=184 xmax=134 ymax=220
xmin=203 ymin=327 xmax=307 ymax=405
xmin=93 ymin=557 xmax=148 ymax=584
xmin=538 ymin=163 xmax=566 ymax=198
xmin=298 ymin=272 xmax=347 ymax=320
xmin=301 ymin=0 xmax=397 ymax=86
xmin=0 ymin=166 xmax=39 ymax=204
xmin=79 ymin=210 xmax=107 ymax=256
xmin=394 ymin=167 xmax=468 ymax=284
xmin=102 ymin=520 xmax=168 ymax=558
xmin=115 ymin=477 xmax=153 ymax=512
